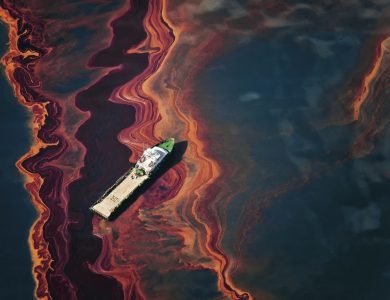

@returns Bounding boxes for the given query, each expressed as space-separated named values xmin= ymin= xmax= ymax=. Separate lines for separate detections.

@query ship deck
xmin=90 ymin=169 xmax=149 ymax=219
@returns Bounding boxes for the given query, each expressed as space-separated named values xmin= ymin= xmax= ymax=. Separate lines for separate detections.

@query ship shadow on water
xmin=108 ymin=140 xmax=188 ymax=221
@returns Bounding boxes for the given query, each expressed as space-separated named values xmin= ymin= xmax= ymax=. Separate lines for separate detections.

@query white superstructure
xmin=135 ymin=146 xmax=168 ymax=175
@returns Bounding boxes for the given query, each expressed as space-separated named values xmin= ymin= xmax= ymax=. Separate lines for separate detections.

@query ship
xmin=90 ymin=138 xmax=175 ymax=220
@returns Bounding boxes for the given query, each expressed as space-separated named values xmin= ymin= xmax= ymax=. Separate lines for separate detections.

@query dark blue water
xmin=0 ymin=22 xmax=36 ymax=299
xmin=196 ymin=29 xmax=390 ymax=299
xmin=141 ymin=269 xmax=222 ymax=299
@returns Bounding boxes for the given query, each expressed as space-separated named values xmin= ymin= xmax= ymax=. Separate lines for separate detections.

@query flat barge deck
xmin=90 ymin=169 xmax=149 ymax=219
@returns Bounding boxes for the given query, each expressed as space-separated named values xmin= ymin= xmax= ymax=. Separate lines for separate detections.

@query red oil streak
xmin=142 ymin=3 xmax=251 ymax=298
xmin=91 ymin=1 xmax=252 ymax=299
xmin=352 ymin=36 xmax=389 ymax=120
xmin=0 ymin=8 xmax=52 ymax=300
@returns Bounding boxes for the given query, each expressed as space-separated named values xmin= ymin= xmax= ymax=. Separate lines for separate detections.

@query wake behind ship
xmin=90 ymin=138 xmax=175 ymax=219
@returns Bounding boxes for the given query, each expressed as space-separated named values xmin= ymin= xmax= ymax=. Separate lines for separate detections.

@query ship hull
xmin=90 ymin=138 xmax=174 ymax=219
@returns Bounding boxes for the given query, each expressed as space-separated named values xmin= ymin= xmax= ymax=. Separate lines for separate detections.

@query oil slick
xmin=1 ymin=0 xmax=390 ymax=299
xmin=0 ymin=0 xmax=249 ymax=298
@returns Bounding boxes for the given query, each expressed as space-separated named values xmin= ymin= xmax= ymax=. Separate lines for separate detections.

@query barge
xmin=90 ymin=138 xmax=175 ymax=219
